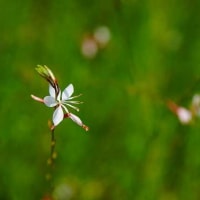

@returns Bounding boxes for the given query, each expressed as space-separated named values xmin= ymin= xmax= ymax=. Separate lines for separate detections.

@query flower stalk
xmin=47 ymin=126 xmax=57 ymax=167
xmin=31 ymin=65 xmax=89 ymax=179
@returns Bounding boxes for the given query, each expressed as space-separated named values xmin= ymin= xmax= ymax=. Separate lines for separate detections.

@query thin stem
xmin=45 ymin=125 xmax=56 ymax=198
xmin=51 ymin=128 xmax=56 ymax=161
xmin=54 ymin=82 xmax=60 ymax=99
xmin=47 ymin=126 xmax=57 ymax=167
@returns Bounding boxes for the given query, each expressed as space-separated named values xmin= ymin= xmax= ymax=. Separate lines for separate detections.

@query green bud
xmin=35 ymin=65 xmax=56 ymax=83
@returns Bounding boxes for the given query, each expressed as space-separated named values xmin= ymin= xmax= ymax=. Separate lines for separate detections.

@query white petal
xmin=69 ymin=113 xmax=83 ymax=126
xmin=44 ymin=96 xmax=57 ymax=107
xmin=62 ymin=84 xmax=74 ymax=100
xmin=192 ymin=94 xmax=200 ymax=108
xmin=53 ymin=106 xmax=64 ymax=126
xmin=177 ymin=107 xmax=192 ymax=124
xmin=49 ymin=84 xmax=61 ymax=101
xmin=49 ymin=84 xmax=56 ymax=98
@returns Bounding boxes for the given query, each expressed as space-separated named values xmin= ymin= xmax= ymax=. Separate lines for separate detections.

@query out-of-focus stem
xmin=47 ymin=127 xmax=57 ymax=167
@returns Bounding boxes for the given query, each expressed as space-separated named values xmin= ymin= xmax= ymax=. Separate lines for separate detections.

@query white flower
xmin=31 ymin=83 xmax=89 ymax=131
xmin=176 ymin=107 xmax=192 ymax=124
xmin=32 ymin=65 xmax=89 ymax=131
xmin=81 ymin=37 xmax=98 ymax=59
xmin=43 ymin=84 xmax=83 ymax=126
xmin=94 ymin=26 xmax=111 ymax=47
xmin=167 ymin=100 xmax=192 ymax=125
xmin=192 ymin=94 xmax=200 ymax=117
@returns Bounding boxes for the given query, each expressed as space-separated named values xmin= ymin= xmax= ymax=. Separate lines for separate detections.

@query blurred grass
xmin=1 ymin=0 xmax=200 ymax=199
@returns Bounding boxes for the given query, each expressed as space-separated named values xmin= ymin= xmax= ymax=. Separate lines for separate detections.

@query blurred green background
xmin=1 ymin=0 xmax=200 ymax=199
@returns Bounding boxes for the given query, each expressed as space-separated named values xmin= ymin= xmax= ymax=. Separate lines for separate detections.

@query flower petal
xmin=62 ymin=84 xmax=74 ymax=100
xmin=49 ymin=84 xmax=56 ymax=98
xmin=44 ymin=96 xmax=57 ymax=107
xmin=69 ymin=113 xmax=83 ymax=126
xmin=177 ymin=107 xmax=192 ymax=124
xmin=53 ymin=106 xmax=64 ymax=126
xmin=31 ymin=94 xmax=44 ymax=103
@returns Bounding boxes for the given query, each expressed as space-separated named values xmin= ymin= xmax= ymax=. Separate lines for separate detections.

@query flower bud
xmin=35 ymin=65 xmax=56 ymax=87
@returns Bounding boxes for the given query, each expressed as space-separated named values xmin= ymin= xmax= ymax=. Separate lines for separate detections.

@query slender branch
xmin=44 ymin=123 xmax=57 ymax=199
xmin=45 ymin=126 xmax=56 ymax=197
xmin=47 ymin=126 xmax=57 ymax=167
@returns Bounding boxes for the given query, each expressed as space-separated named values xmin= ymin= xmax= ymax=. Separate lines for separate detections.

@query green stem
xmin=47 ymin=127 xmax=57 ymax=167
xmin=45 ymin=126 xmax=57 ymax=197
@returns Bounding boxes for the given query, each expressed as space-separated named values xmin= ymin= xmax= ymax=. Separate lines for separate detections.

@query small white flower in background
xmin=81 ymin=25 xmax=111 ymax=59
xmin=167 ymin=100 xmax=192 ymax=125
xmin=168 ymin=94 xmax=200 ymax=125
xmin=192 ymin=94 xmax=200 ymax=117
xmin=176 ymin=107 xmax=192 ymax=125
xmin=53 ymin=183 xmax=73 ymax=200
xmin=94 ymin=26 xmax=111 ymax=47
xmin=31 ymin=65 xmax=89 ymax=131
xmin=81 ymin=37 xmax=98 ymax=59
